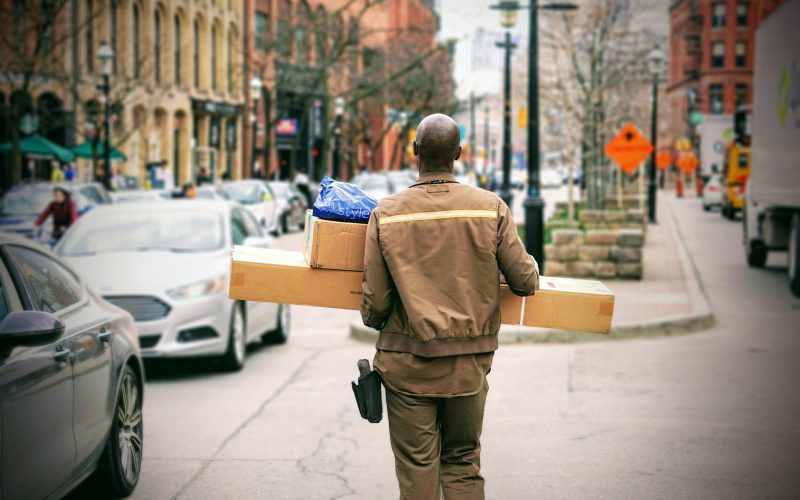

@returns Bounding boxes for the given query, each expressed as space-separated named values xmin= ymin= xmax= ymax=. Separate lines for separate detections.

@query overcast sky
xmin=437 ymin=0 xmax=531 ymax=99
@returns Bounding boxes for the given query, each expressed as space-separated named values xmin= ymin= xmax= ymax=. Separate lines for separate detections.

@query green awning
xmin=72 ymin=141 xmax=128 ymax=161
xmin=0 ymin=134 xmax=75 ymax=162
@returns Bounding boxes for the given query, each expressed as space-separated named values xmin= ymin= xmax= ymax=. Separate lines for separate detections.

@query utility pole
xmin=496 ymin=31 xmax=516 ymax=208
xmin=469 ymin=91 xmax=476 ymax=172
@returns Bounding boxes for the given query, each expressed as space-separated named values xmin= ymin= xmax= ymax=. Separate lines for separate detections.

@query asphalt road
xmin=72 ymin=192 xmax=799 ymax=500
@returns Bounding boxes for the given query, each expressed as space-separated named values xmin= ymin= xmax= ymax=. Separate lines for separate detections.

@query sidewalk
xmin=351 ymin=193 xmax=714 ymax=344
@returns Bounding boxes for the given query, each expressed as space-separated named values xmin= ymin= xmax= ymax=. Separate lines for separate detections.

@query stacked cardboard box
xmin=229 ymin=212 xmax=615 ymax=334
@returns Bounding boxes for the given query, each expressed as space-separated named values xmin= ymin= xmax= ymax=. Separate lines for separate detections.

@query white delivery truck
xmin=744 ymin=0 xmax=800 ymax=296
xmin=698 ymin=114 xmax=732 ymax=178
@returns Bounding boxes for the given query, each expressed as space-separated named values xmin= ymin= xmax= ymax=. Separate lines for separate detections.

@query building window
xmin=711 ymin=42 xmax=725 ymax=68
xmin=736 ymin=2 xmax=748 ymax=26
xmin=194 ymin=19 xmax=200 ymax=87
xmin=211 ymin=24 xmax=218 ymax=90
xmin=255 ymin=12 xmax=269 ymax=52
xmin=735 ymin=41 xmax=747 ymax=67
xmin=709 ymin=84 xmax=724 ymax=114
xmin=735 ymin=83 xmax=748 ymax=106
xmin=174 ymin=15 xmax=181 ymax=85
xmin=86 ymin=0 xmax=94 ymax=72
xmin=712 ymin=3 xmax=726 ymax=28
xmin=295 ymin=26 xmax=307 ymax=64
xmin=154 ymin=11 xmax=162 ymax=84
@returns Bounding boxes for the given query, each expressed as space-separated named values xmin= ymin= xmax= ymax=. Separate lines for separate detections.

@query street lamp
xmin=490 ymin=1 xmax=520 ymax=209
xmin=646 ymin=46 xmax=665 ymax=224
xmin=523 ymin=0 xmax=578 ymax=273
xmin=249 ymin=76 xmax=263 ymax=177
xmin=97 ymin=41 xmax=114 ymax=190
xmin=332 ymin=96 xmax=345 ymax=179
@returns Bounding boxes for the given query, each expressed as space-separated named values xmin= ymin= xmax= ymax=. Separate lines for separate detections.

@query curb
xmin=350 ymin=196 xmax=715 ymax=345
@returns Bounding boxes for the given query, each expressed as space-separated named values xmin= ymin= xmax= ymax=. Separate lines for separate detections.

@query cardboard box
xmin=523 ymin=277 xmax=614 ymax=334
xmin=229 ymin=247 xmax=614 ymax=333
xmin=230 ymin=246 xmax=523 ymax=324
xmin=230 ymin=247 xmax=364 ymax=310
xmin=303 ymin=210 xmax=368 ymax=272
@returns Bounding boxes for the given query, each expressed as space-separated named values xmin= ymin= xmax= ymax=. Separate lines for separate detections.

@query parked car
xmin=352 ymin=173 xmax=392 ymax=200
xmin=55 ymin=200 xmax=288 ymax=371
xmin=0 ymin=232 xmax=144 ymax=499
xmin=267 ymin=181 xmax=307 ymax=234
xmin=387 ymin=171 xmax=416 ymax=193
xmin=0 ymin=182 xmax=111 ymax=243
xmin=540 ymin=168 xmax=564 ymax=188
xmin=511 ymin=168 xmax=528 ymax=190
xmin=196 ymin=185 xmax=230 ymax=201
xmin=702 ymin=173 xmax=724 ymax=211
xmin=219 ymin=180 xmax=280 ymax=235
xmin=110 ymin=189 xmax=166 ymax=204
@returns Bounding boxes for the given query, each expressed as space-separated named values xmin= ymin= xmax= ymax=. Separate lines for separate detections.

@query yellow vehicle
xmin=720 ymin=143 xmax=750 ymax=220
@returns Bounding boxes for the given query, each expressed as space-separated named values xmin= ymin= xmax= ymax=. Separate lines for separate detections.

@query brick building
xmin=666 ymin=0 xmax=787 ymax=144
xmin=0 ymin=0 xmax=247 ymax=189
xmin=243 ymin=0 xmax=447 ymax=181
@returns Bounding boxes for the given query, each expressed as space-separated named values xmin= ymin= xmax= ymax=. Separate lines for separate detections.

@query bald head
xmin=413 ymin=113 xmax=461 ymax=173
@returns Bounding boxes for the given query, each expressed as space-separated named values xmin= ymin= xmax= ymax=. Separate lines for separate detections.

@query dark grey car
xmin=0 ymin=233 xmax=144 ymax=499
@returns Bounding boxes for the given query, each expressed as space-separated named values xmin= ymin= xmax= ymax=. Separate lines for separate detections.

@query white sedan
xmin=220 ymin=180 xmax=280 ymax=235
xmin=540 ymin=168 xmax=563 ymax=188
xmin=55 ymin=200 xmax=288 ymax=371
xmin=702 ymin=174 xmax=723 ymax=211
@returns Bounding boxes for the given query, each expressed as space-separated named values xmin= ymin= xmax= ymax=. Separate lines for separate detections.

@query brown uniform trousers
xmin=385 ymin=381 xmax=489 ymax=500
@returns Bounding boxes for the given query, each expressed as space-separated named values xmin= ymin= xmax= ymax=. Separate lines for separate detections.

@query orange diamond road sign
xmin=676 ymin=152 xmax=699 ymax=173
xmin=655 ymin=150 xmax=673 ymax=171
xmin=604 ymin=123 xmax=654 ymax=175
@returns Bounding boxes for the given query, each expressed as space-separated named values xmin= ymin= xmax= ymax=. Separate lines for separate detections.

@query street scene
xmin=1 ymin=0 xmax=799 ymax=499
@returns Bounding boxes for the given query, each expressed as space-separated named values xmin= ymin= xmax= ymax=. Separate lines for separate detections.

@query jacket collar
xmin=411 ymin=171 xmax=457 ymax=187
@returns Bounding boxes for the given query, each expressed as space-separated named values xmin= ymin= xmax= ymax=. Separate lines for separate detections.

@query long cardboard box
xmin=229 ymin=246 xmax=614 ymax=333
xmin=302 ymin=210 xmax=367 ymax=272
xmin=523 ymin=277 xmax=614 ymax=334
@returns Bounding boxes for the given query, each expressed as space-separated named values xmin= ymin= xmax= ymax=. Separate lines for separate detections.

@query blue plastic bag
xmin=312 ymin=176 xmax=378 ymax=223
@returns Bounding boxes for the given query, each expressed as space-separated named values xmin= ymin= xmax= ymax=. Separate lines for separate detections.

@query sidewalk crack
xmin=171 ymin=348 xmax=324 ymax=499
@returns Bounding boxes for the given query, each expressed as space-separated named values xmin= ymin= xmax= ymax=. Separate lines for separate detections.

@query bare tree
xmin=540 ymin=0 xmax=665 ymax=210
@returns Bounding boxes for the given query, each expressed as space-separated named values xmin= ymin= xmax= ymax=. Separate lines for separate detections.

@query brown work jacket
xmin=361 ymin=171 xmax=539 ymax=357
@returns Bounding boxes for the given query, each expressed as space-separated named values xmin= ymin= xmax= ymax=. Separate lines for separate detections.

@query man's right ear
xmin=413 ymin=140 xmax=419 ymax=157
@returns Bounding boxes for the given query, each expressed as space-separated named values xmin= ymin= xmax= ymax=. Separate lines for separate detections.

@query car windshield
xmin=269 ymin=182 xmax=289 ymax=199
xmin=221 ymin=183 xmax=263 ymax=204
xmin=354 ymin=176 xmax=388 ymax=191
xmin=1 ymin=187 xmax=54 ymax=215
xmin=58 ymin=210 xmax=225 ymax=256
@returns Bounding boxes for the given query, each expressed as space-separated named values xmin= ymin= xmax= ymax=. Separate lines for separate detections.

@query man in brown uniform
xmin=361 ymin=113 xmax=539 ymax=499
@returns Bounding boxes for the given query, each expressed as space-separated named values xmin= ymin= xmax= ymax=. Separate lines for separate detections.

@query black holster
xmin=352 ymin=368 xmax=383 ymax=424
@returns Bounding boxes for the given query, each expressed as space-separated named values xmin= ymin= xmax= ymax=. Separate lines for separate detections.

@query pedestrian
xmin=197 ymin=166 xmax=213 ymax=185
xmin=361 ymin=113 xmax=539 ymax=499
xmin=64 ymin=162 xmax=76 ymax=182
xmin=176 ymin=182 xmax=197 ymax=199
xmin=34 ymin=186 xmax=78 ymax=242
xmin=50 ymin=161 xmax=65 ymax=182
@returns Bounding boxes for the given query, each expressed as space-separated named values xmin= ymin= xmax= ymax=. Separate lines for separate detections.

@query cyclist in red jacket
xmin=34 ymin=187 xmax=78 ymax=241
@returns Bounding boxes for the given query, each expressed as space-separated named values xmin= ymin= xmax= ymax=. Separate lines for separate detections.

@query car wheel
xmin=746 ymin=239 xmax=768 ymax=268
xmin=263 ymin=304 xmax=290 ymax=345
xmin=789 ymin=214 xmax=800 ymax=297
xmin=703 ymin=203 xmax=710 ymax=212
xmin=98 ymin=365 xmax=143 ymax=497
xmin=221 ymin=302 xmax=247 ymax=371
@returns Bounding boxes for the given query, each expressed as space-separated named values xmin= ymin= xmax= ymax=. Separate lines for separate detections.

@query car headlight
xmin=167 ymin=275 xmax=226 ymax=299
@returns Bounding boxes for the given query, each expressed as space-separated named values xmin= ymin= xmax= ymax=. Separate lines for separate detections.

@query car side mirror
xmin=242 ymin=236 xmax=272 ymax=249
xmin=0 ymin=311 xmax=66 ymax=349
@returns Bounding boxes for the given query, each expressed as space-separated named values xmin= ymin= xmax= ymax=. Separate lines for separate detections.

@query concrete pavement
xmin=78 ymin=192 xmax=800 ymax=499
